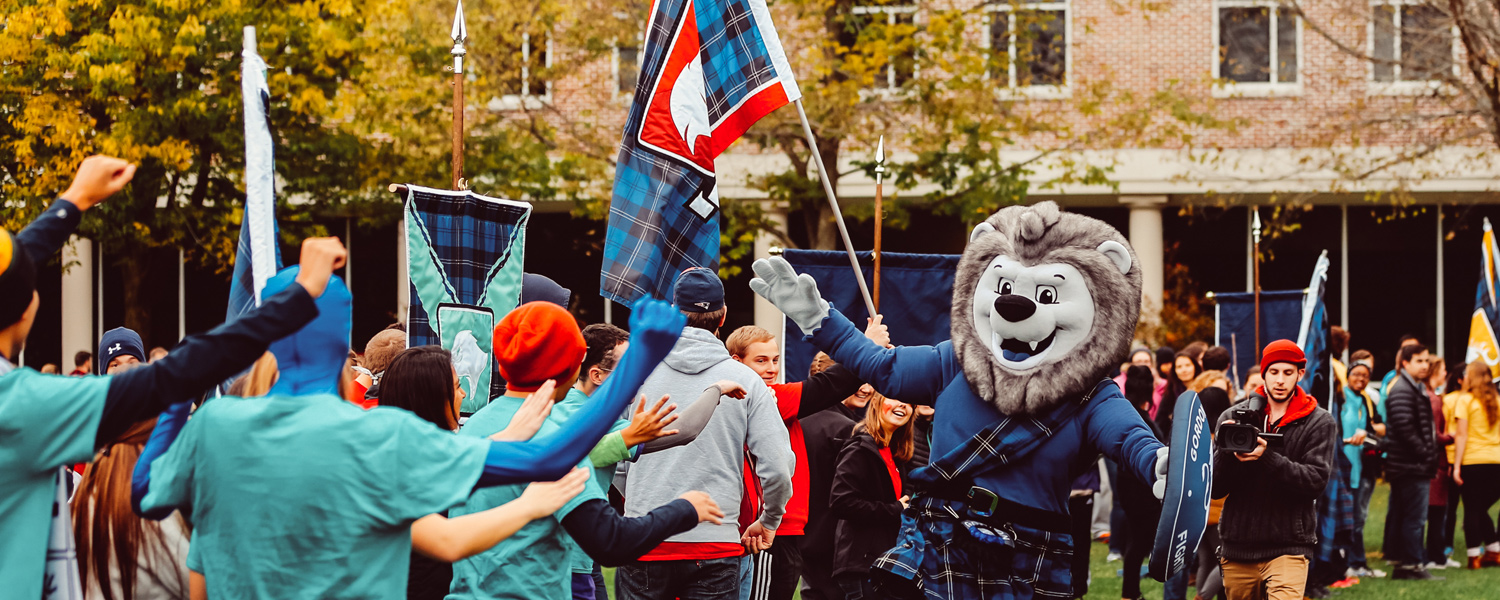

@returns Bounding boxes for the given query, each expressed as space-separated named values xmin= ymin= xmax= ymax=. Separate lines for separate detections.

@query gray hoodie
xmin=622 ymin=326 xmax=795 ymax=545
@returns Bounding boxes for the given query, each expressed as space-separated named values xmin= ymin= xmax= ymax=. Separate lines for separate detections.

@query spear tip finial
xmin=876 ymin=135 xmax=885 ymax=163
xmin=451 ymin=0 xmax=468 ymax=44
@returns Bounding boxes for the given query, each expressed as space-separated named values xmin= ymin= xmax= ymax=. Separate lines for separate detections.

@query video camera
xmin=1218 ymin=395 xmax=1284 ymax=454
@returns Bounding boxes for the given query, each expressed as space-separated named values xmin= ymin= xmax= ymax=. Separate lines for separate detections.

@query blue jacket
xmin=1339 ymin=386 xmax=1370 ymax=487
xmin=808 ymin=308 xmax=1162 ymax=514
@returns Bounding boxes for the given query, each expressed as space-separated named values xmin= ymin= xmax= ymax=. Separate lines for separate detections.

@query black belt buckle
xmin=966 ymin=486 xmax=999 ymax=519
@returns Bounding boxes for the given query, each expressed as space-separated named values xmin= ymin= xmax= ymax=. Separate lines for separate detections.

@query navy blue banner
xmin=781 ymin=249 xmax=960 ymax=383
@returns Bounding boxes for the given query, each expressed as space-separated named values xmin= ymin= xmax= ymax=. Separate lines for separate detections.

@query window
xmin=499 ymin=31 xmax=550 ymax=100
xmin=1371 ymin=1 xmax=1454 ymax=88
xmin=1214 ymin=0 xmax=1300 ymax=95
xmin=987 ymin=2 xmax=1068 ymax=93
xmin=850 ymin=4 xmax=918 ymax=90
xmin=616 ymin=44 xmax=642 ymax=95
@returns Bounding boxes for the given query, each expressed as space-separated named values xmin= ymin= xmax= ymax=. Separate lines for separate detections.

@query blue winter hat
xmin=522 ymin=273 xmax=572 ymax=307
xmin=263 ymin=266 xmax=351 ymax=396
xmin=98 ymin=327 xmax=145 ymax=372
xmin=672 ymin=267 xmax=723 ymax=313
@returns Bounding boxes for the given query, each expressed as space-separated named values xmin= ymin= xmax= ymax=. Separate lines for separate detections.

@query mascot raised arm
xmin=751 ymin=201 xmax=1169 ymax=600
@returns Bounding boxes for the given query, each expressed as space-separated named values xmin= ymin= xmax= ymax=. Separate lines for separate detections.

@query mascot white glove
xmin=1152 ymin=446 xmax=1170 ymax=500
xmin=750 ymin=257 xmax=831 ymax=336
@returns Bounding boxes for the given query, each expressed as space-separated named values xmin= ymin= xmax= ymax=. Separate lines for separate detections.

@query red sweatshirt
xmin=740 ymin=382 xmax=811 ymax=537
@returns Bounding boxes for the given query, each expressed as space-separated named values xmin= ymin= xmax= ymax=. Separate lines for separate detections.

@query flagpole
xmin=450 ymin=1 xmax=468 ymax=191
xmin=793 ymin=99 xmax=878 ymax=317
xmin=1253 ymin=208 xmax=1262 ymax=361
xmin=873 ymin=136 xmax=885 ymax=313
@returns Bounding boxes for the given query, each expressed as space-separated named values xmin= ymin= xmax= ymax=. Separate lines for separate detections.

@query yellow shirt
xmin=1458 ymin=393 xmax=1500 ymax=466
xmin=1443 ymin=392 xmax=1465 ymax=464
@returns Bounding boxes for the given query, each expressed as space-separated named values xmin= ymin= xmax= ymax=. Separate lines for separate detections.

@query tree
xmin=0 ymin=0 xmax=628 ymax=340
xmin=0 ymin=0 xmax=377 ymax=339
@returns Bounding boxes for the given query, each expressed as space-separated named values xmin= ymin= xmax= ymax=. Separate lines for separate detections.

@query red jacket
xmin=738 ymin=366 xmax=863 ymax=537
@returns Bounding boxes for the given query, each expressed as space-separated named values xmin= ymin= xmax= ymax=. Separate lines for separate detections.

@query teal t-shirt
xmin=554 ymin=388 xmax=633 ymax=575
xmin=448 ymin=394 xmax=608 ymax=600
xmin=0 ymin=367 xmax=109 ymax=599
xmin=140 ymin=393 xmax=490 ymax=600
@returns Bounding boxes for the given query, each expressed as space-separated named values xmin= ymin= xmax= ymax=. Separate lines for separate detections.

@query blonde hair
xmin=362 ymin=329 xmax=407 ymax=375
xmin=1189 ymin=370 xmax=1230 ymax=393
xmin=236 ymin=352 xmax=279 ymax=397
xmin=726 ymin=326 xmax=776 ymax=359
xmin=1463 ymin=361 xmax=1499 ymax=427
xmin=857 ymin=392 xmax=915 ymax=462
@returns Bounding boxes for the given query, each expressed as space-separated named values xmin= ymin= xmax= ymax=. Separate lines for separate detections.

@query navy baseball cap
xmin=672 ymin=267 xmax=724 ymax=313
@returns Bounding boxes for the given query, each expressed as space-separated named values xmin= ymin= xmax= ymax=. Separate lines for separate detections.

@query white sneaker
xmin=1424 ymin=561 xmax=1446 ymax=570
xmin=1349 ymin=567 xmax=1386 ymax=578
xmin=1445 ymin=558 xmax=1462 ymax=568
xmin=1106 ymin=552 xmax=1122 ymax=562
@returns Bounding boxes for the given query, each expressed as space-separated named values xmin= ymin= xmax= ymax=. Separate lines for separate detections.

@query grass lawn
xmin=603 ymin=486 xmax=1499 ymax=599
xmin=1083 ymin=484 xmax=1500 ymax=599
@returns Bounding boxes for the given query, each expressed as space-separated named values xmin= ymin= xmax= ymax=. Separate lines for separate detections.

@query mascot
xmin=751 ymin=201 xmax=1169 ymax=599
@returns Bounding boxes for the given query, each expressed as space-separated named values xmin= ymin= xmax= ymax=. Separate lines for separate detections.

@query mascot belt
xmin=872 ymin=381 xmax=1111 ymax=600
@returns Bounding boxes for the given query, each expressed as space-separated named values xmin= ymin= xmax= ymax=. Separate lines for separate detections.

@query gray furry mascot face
xmin=952 ymin=201 xmax=1141 ymax=416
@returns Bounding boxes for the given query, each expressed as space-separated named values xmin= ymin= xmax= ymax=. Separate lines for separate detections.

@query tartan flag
xmin=1466 ymin=218 xmax=1500 ymax=381
xmin=403 ymin=185 xmax=531 ymax=412
xmin=600 ymin=0 xmax=801 ymax=304
xmin=226 ymin=27 xmax=282 ymax=322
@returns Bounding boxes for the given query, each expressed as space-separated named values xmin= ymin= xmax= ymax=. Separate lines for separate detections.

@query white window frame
xmin=612 ymin=40 xmax=645 ymax=102
xmin=851 ymin=4 xmax=920 ymax=93
xmin=1211 ymin=0 xmax=1303 ymax=98
xmin=491 ymin=31 xmax=553 ymax=111
xmin=983 ymin=1 xmax=1071 ymax=100
xmin=1366 ymin=0 xmax=1460 ymax=96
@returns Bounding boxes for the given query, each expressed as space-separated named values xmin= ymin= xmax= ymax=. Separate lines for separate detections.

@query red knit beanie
xmin=1260 ymin=339 xmax=1307 ymax=376
xmin=493 ymin=301 xmax=586 ymax=393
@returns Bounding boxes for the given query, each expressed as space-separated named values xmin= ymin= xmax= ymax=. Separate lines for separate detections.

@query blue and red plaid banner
xmin=601 ymin=0 xmax=801 ymax=304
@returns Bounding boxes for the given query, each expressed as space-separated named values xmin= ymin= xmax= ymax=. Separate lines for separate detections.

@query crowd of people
xmin=3 ymin=156 xmax=1500 ymax=600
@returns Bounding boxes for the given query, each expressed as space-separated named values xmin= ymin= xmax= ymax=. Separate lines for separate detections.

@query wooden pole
xmin=873 ymin=136 xmax=885 ymax=312
xmin=451 ymin=1 xmax=468 ymax=191
xmin=793 ymin=99 xmax=877 ymax=317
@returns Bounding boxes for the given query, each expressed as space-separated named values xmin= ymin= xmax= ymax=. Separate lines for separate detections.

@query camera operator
xmin=1212 ymin=340 xmax=1336 ymax=600
xmin=1380 ymin=343 xmax=1443 ymax=580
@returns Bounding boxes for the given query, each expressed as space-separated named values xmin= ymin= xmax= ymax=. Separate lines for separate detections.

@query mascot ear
xmin=970 ymin=222 xmax=996 ymax=244
xmin=1097 ymin=240 xmax=1132 ymax=275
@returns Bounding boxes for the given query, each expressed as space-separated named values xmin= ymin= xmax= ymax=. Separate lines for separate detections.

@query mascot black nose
xmin=994 ymin=295 xmax=1037 ymax=322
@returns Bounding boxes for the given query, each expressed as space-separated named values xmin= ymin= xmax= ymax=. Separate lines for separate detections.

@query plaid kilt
xmin=873 ymin=497 xmax=1076 ymax=600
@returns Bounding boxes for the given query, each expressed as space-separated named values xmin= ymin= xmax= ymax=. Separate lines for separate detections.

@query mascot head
xmin=952 ymin=201 xmax=1141 ymax=415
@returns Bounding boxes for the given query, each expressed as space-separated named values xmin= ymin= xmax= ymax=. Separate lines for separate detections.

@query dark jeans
xmin=1462 ymin=464 xmax=1500 ymax=549
xmin=616 ymin=557 xmax=741 ymax=600
xmin=593 ymin=564 xmax=609 ymax=600
xmin=1426 ymin=504 xmax=1450 ymax=563
xmin=1347 ymin=473 xmax=1375 ymax=568
xmin=1383 ymin=477 xmax=1430 ymax=567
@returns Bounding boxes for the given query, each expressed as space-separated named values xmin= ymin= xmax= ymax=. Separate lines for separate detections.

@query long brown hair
xmin=72 ymin=419 xmax=189 ymax=600
xmin=856 ymin=392 xmax=916 ymax=461
xmin=1463 ymin=361 xmax=1500 ymax=427
xmin=227 ymin=352 xmax=279 ymax=397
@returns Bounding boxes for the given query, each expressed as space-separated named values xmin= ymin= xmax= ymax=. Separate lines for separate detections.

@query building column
xmin=753 ymin=203 xmax=790 ymax=338
xmin=1122 ymin=195 xmax=1166 ymax=319
xmin=60 ymin=236 xmax=93 ymax=367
